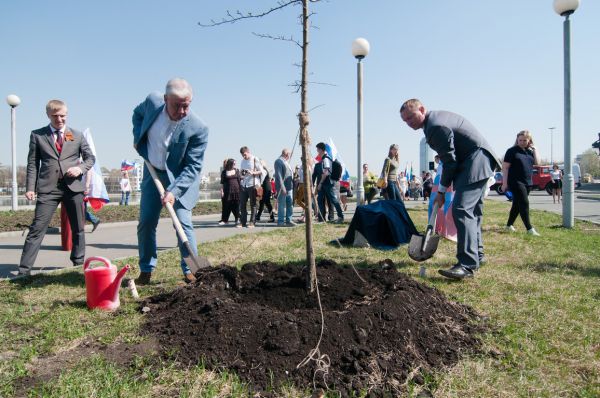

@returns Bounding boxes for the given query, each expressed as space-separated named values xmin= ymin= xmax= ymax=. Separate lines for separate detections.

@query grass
xmin=0 ymin=201 xmax=222 ymax=233
xmin=1 ymin=200 xmax=599 ymax=397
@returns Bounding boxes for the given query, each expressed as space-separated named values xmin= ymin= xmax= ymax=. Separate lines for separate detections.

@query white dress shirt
xmin=147 ymin=107 xmax=179 ymax=170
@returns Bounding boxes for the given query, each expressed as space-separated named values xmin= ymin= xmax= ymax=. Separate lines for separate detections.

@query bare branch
xmin=288 ymin=80 xmax=337 ymax=93
xmin=198 ymin=0 xmax=301 ymax=27
xmin=252 ymin=32 xmax=303 ymax=48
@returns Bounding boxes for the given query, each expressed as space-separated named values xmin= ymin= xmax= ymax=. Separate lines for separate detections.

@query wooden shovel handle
xmin=145 ymin=162 xmax=190 ymax=244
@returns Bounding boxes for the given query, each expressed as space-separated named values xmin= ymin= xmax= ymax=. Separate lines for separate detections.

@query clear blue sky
xmin=1 ymin=1 xmax=599 ymax=177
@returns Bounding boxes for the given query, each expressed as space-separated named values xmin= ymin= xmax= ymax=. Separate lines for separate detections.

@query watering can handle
xmin=83 ymin=256 xmax=111 ymax=271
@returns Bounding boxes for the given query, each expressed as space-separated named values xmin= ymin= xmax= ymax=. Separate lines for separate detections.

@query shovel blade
xmin=183 ymin=242 xmax=212 ymax=274
xmin=408 ymin=234 xmax=427 ymax=261
xmin=408 ymin=233 xmax=440 ymax=262
xmin=421 ymin=234 xmax=440 ymax=259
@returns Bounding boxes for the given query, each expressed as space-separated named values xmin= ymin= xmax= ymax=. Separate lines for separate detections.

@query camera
xmin=241 ymin=169 xmax=250 ymax=176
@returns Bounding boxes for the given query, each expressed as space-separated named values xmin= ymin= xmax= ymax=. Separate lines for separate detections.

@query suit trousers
xmin=451 ymin=178 xmax=489 ymax=270
xmin=19 ymin=182 xmax=85 ymax=272
xmin=137 ymin=168 xmax=197 ymax=275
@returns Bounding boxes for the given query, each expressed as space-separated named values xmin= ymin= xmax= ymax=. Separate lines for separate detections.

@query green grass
xmin=1 ymin=200 xmax=599 ymax=397
xmin=0 ymin=201 xmax=222 ymax=233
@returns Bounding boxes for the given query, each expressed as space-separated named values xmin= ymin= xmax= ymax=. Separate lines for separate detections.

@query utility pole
xmin=549 ymin=127 xmax=556 ymax=165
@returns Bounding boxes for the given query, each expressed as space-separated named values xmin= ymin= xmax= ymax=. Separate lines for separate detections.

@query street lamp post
xmin=6 ymin=94 xmax=21 ymax=211
xmin=548 ymin=127 xmax=556 ymax=164
xmin=352 ymin=37 xmax=370 ymax=206
xmin=554 ymin=0 xmax=579 ymax=228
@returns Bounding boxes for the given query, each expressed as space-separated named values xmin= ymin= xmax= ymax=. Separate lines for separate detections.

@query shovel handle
xmin=145 ymin=162 xmax=190 ymax=245
xmin=428 ymin=201 xmax=440 ymax=229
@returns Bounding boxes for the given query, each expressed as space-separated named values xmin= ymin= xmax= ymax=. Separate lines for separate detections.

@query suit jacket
xmin=132 ymin=92 xmax=209 ymax=210
xmin=423 ymin=110 xmax=501 ymax=189
xmin=274 ymin=157 xmax=293 ymax=193
xmin=26 ymin=126 xmax=95 ymax=194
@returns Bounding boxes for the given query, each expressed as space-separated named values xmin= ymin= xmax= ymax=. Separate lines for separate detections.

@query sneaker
xmin=286 ymin=221 xmax=297 ymax=227
xmin=527 ymin=228 xmax=541 ymax=236
xmin=247 ymin=224 xmax=255 ymax=229
xmin=277 ymin=223 xmax=285 ymax=227
xmin=505 ymin=225 xmax=516 ymax=232
xmin=235 ymin=223 xmax=242 ymax=228
xmin=17 ymin=267 xmax=31 ymax=277
xmin=92 ymin=220 xmax=101 ymax=232
xmin=218 ymin=221 xmax=226 ymax=226
xmin=332 ymin=218 xmax=344 ymax=224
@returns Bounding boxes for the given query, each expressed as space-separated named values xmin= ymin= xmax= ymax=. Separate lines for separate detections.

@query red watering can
xmin=84 ymin=256 xmax=130 ymax=311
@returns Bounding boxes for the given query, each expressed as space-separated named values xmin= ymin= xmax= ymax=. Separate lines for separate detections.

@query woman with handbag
xmin=378 ymin=144 xmax=402 ymax=201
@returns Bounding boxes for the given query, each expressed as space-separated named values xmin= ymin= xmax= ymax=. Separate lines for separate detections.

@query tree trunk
xmin=299 ymin=0 xmax=316 ymax=292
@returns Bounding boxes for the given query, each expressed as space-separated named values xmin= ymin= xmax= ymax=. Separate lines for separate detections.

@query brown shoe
xmin=184 ymin=273 xmax=197 ymax=284
xmin=135 ymin=272 xmax=152 ymax=285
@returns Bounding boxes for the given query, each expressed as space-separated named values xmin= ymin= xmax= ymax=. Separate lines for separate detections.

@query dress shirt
xmin=147 ymin=107 xmax=179 ymax=170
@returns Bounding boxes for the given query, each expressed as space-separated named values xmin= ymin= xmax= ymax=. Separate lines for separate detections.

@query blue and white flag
xmin=325 ymin=137 xmax=350 ymax=181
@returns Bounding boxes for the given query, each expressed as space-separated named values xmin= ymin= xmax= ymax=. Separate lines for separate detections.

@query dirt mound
xmin=141 ymin=260 xmax=484 ymax=395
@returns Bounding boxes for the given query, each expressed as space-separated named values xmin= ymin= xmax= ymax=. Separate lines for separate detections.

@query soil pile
xmin=141 ymin=260 xmax=484 ymax=395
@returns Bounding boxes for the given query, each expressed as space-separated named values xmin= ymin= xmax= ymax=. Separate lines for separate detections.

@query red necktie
xmin=55 ymin=131 xmax=63 ymax=153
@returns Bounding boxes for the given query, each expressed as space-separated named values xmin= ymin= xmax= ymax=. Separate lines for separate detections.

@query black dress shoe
xmin=438 ymin=265 xmax=474 ymax=280
xmin=135 ymin=272 xmax=152 ymax=285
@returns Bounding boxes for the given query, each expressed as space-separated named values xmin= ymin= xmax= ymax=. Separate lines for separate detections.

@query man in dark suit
xmin=132 ymin=78 xmax=209 ymax=284
xmin=18 ymin=100 xmax=95 ymax=276
xmin=400 ymin=99 xmax=500 ymax=280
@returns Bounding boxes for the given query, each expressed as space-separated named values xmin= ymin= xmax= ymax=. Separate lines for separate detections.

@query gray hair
xmin=165 ymin=78 xmax=193 ymax=99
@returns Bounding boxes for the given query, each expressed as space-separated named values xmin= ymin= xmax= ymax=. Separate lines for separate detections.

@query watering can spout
xmin=107 ymin=264 xmax=130 ymax=303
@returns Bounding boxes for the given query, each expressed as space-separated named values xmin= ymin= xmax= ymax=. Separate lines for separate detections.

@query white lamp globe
xmin=6 ymin=95 xmax=21 ymax=107
xmin=352 ymin=38 xmax=370 ymax=59
xmin=553 ymin=0 xmax=580 ymax=16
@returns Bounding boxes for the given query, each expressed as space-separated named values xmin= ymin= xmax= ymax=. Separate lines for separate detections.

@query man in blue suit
xmin=401 ymin=99 xmax=500 ymax=280
xmin=132 ymin=78 xmax=209 ymax=284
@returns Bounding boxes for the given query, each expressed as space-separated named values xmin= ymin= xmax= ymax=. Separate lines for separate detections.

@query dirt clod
xmin=141 ymin=261 xmax=485 ymax=395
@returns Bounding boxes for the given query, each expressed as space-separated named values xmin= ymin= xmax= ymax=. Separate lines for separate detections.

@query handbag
xmin=254 ymin=158 xmax=264 ymax=199
xmin=376 ymin=159 xmax=391 ymax=188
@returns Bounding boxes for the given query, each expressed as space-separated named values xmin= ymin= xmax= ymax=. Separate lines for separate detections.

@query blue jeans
xmin=85 ymin=202 xmax=99 ymax=224
xmin=317 ymin=181 xmax=344 ymax=221
xmin=120 ymin=191 xmax=130 ymax=205
xmin=137 ymin=167 xmax=197 ymax=276
xmin=277 ymin=189 xmax=293 ymax=224
xmin=385 ymin=180 xmax=402 ymax=201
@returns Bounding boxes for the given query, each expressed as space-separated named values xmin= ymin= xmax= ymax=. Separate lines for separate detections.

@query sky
xmin=1 ymin=0 xmax=599 ymax=178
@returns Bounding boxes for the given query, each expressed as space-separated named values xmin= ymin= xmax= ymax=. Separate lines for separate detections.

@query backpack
xmin=331 ymin=158 xmax=343 ymax=181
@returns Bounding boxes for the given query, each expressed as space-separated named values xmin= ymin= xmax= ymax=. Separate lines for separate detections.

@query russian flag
xmin=121 ymin=159 xmax=136 ymax=171
xmin=82 ymin=128 xmax=110 ymax=211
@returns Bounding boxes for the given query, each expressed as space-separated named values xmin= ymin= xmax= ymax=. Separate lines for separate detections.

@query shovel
xmin=408 ymin=202 xmax=440 ymax=262
xmin=145 ymin=162 xmax=211 ymax=273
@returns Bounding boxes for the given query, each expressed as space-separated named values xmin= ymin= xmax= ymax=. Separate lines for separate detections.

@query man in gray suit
xmin=400 ymin=99 xmax=500 ymax=280
xmin=18 ymin=100 xmax=95 ymax=276
xmin=274 ymin=148 xmax=294 ymax=226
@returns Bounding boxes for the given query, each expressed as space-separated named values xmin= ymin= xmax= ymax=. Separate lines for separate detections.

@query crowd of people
xmin=17 ymin=78 xmax=550 ymax=283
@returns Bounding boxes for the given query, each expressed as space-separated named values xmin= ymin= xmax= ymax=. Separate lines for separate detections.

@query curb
xmin=576 ymin=195 xmax=600 ymax=202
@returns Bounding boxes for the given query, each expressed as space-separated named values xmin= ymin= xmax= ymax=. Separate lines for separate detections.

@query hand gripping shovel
xmin=145 ymin=162 xmax=211 ymax=273
xmin=408 ymin=202 xmax=441 ymax=262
